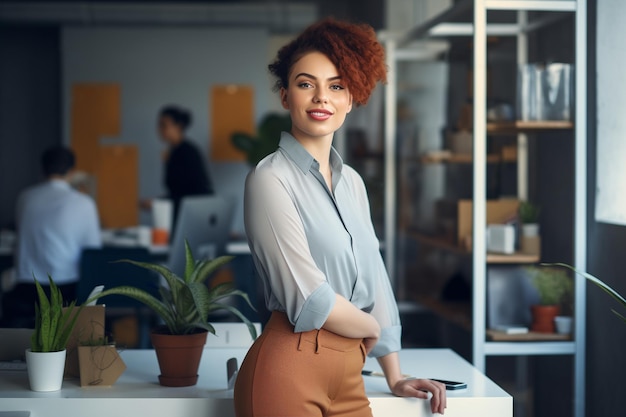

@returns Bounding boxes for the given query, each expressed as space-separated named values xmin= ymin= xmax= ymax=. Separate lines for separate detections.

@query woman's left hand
xmin=391 ymin=378 xmax=447 ymax=415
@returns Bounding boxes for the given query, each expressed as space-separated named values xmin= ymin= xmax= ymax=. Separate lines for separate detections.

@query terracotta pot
xmin=531 ymin=305 xmax=560 ymax=333
xmin=150 ymin=328 xmax=208 ymax=387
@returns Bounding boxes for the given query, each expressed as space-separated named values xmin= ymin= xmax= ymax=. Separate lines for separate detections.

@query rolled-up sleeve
xmin=368 ymin=265 xmax=402 ymax=357
xmin=244 ymin=167 xmax=336 ymax=332
xmin=352 ymin=170 xmax=402 ymax=358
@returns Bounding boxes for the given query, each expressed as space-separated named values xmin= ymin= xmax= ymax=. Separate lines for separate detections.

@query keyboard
xmin=0 ymin=361 xmax=27 ymax=371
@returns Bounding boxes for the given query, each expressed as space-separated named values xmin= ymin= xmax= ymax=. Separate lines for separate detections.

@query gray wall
xmin=62 ymin=27 xmax=272 ymax=234
xmin=586 ymin=1 xmax=626 ymax=415
xmin=0 ymin=26 xmax=61 ymax=229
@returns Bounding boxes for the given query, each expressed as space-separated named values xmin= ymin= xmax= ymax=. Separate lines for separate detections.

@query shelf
xmin=484 ymin=341 xmax=576 ymax=356
xmin=419 ymin=153 xmax=516 ymax=165
xmin=407 ymin=231 xmax=540 ymax=264
xmin=486 ymin=252 xmax=540 ymax=264
xmin=487 ymin=329 xmax=571 ymax=342
xmin=400 ymin=0 xmax=576 ymax=44
xmin=487 ymin=120 xmax=574 ymax=134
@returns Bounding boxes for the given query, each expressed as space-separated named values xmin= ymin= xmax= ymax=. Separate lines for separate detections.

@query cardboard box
xmin=457 ymin=199 xmax=520 ymax=247
xmin=64 ymin=305 xmax=105 ymax=378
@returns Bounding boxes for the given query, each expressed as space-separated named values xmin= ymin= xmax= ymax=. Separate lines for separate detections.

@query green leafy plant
xmin=31 ymin=276 xmax=83 ymax=353
xmin=88 ymin=242 xmax=257 ymax=338
xmin=544 ymin=263 xmax=626 ymax=324
xmin=519 ymin=201 xmax=541 ymax=224
xmin=80 ymin=336 xmax=112 ymax=347
xmin=232 ymin=113 xmax=291 ymax=165
xmin=526 ymin=266 xmax=572 ymax=306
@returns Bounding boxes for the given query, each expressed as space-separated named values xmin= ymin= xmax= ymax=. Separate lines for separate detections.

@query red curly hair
xmin=269 ymin=17 xmax=387 ymax=106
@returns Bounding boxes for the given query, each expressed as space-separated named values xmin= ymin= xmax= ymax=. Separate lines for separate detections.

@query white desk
xmin=0 ymin=348 xmax=510 ymax=417
xmin=100 ymin=228 xmax=251 ymax=256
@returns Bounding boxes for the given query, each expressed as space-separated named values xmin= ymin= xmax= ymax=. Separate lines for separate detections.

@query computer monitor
xmin=168 ymin=195 xmax=235 ymax=277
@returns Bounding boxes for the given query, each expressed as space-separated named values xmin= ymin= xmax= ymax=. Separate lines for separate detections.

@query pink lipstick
xmin=307 ymin=108 xmax=333 ymax=121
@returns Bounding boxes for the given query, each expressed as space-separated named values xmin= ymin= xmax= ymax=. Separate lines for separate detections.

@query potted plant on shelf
xmin=88 ymin=242 xmax=257 ymax=387
xmin=27 ymin=276 xmax=83 ymax=392
xmin=519 ymin=201 xmax=541 ymax=237
xmin=544 ymin=263 xmax=626 ymax=325
xmin=526 ymin=266 xmax=572 ymax=333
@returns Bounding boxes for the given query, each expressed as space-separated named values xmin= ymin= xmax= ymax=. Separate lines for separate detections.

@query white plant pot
xmin=25 ymin=349 xmax=67 ymax=392
xmin=554 ymin=316 xmax=573 ymax=335
xmin=522 ymin=223 xmax=540 ymax=237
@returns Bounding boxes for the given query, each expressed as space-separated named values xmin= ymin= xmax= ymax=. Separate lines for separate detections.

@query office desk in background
xmin=101 ymin=228 xmax=252 ymax=256
xmin=0 ymin=348 xmax=511 ymax=417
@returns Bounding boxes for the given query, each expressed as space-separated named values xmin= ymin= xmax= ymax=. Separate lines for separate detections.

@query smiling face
xmin=280 ymin=51 xmax=353 ymax=143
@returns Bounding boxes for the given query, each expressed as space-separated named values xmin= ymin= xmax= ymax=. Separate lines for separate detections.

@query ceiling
xmin=0 ymin=1 xmax=385 ymax=30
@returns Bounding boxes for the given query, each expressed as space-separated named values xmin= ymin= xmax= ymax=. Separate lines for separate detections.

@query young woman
xmin=235 ymin=18 xmax=447 ymax=417
xmin=141 ymin=106 xmax=213 ymax=220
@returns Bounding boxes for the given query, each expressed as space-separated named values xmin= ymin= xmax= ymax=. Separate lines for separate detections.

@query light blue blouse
xmin=244 ymin=132 xmax=401 ymax=357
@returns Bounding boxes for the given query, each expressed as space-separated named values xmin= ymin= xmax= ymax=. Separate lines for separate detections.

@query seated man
xmin=1 ymin=146 xmax=101 ymax=327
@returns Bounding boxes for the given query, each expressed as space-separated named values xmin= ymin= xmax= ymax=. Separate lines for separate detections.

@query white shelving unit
xmin=381 ymin=1 xmax=587 ymax=416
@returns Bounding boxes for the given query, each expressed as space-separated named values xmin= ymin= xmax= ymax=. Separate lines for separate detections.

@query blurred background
xmin=0 ymin=1 xmax=623 ymax=417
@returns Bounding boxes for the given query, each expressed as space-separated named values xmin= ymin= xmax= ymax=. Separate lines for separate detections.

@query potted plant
xmin=231 ymin=113 xmax=291 ymax=165
xmin=526 ymin=266 xmax=572 ymax=333
xmin=27 ymin=276 xmax=82 ymax=392
xmin=519 ymin=201 xmax=541 ymax=237
xmin=88 ymin=242 xmax=257 ymax=387
xmin=78 ymin=335 xmax=126 ymax=387
xmin=545 ymin=262 xmax=626 ymax=325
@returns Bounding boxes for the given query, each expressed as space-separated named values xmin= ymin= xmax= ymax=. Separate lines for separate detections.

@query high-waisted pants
xmin=234 ymin=311 xmax=373 ymax=417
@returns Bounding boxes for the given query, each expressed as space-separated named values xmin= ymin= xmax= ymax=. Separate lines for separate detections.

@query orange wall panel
xmin=71 ymin=83 xmax=138 ymax=227
xmin=96 ymin=145 xmax=138 ymax=228
xmin=71 ymin=84 xmax=121 ymax=173
xmin=210 ymin=85 xmax=254 ymax=162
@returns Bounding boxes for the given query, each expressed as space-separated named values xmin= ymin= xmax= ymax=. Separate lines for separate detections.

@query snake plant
xmin=31 ymin=276 xmax=83 ymax=352
xmin=543 ymin=263 xmax=626 ymax=324
xmin=88 ymin=242 xmax=257 ymax=338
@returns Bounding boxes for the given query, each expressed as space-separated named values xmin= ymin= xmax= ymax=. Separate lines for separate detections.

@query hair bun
xmin=269 ymin=17 xmax=387 ymax=106
xmin=160 ymin=105 xmax=193 ymax=130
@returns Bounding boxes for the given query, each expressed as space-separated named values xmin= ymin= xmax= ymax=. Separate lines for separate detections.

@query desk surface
xmin=0 ymin=348 xmax=510 ymax=417
xmin=101 ymin=228 xmax=251 ymax=256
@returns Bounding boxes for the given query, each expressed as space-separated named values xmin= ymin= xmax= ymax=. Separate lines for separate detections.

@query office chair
xmin=78 ymin=248 xmax=160 ymax=348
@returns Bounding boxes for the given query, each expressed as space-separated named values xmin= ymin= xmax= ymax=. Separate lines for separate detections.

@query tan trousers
xmin=234 ymin=311 xmax=373 ymax=417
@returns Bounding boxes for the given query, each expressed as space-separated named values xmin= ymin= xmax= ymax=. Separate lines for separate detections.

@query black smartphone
xmin=430 ymin=378 xmax=467 ymax=390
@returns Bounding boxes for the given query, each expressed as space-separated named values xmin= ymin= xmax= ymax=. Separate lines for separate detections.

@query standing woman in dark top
xmin=154 ymin=105 xmax=213 ymax=219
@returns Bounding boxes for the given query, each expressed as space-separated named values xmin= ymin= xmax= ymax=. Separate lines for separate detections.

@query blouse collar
xmin=278 ymin=131 xmax=344 ymax=177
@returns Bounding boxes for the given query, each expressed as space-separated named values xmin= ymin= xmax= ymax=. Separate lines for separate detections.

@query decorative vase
xmin=531 ymin=305 xmax=560 ymax=333
xmin=77 ymin=345 xmax=127 ymax=387
xmin=522 ymin=223 xmax=540 ymax=237
xmin=150 ymin=328 xmax=208 ymax=387
xmin=554 ymin=316 xmax=573 ymax=335
xmin=25 ymin=349 xmax=67 ymax=392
